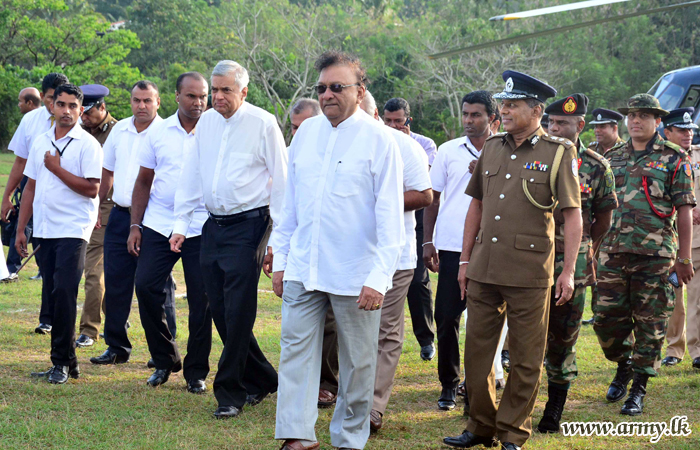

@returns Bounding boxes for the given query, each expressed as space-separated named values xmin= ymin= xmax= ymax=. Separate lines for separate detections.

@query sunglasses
xmin=314 ymin=83 xmax=361 ymax=95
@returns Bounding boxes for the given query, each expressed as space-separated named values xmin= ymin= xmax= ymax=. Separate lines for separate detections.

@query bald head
xmin=18 ymin=87 xmax=41 ymax=115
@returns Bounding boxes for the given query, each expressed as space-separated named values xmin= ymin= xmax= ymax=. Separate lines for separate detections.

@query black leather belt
xmin=208 ymin=206 xmax=269 ymax=227
xmin=114 ymin=204 xmax=130 ymax=214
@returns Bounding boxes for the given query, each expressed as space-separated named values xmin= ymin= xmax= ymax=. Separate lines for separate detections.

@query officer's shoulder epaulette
xmin=587 ymin=141 xmax=599 ymax=149
xmin=606 ymin=141 xmax=626 ymax=154
xmin=583 ymin=148 xmax=610 ymax=167
xmin=541 ymin=134 xmax=574 ymax=148
xmin=663 ymin=140 xmax=684 ymax=155
xmin=486 ymin=132 xmax=506 ymax=141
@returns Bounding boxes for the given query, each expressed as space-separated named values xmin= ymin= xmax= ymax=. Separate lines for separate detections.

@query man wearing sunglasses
xmin=271 ymin=51 xmax=404 ymax=450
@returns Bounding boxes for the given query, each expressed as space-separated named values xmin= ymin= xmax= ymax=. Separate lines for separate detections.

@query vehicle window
xmin=680 ymin=86 xmax=700 ymax=109
xmin=650 ymin=78 xmax=670 ymax=98
xmin=656 ymin=82 xmax=685 ymax=111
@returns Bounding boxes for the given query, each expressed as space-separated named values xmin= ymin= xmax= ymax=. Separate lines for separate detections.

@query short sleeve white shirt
xmin=430 ymin=135 xmax=480 ymax=252
xmin=102 ymin=115 xmax=163 ymax=207
xmin=24 ymin=124 xmax=103 ymax=241
xmin=9 ymin=106 xmax=53 ymax=159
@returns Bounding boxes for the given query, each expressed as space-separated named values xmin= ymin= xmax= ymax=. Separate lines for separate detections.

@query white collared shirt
xmin=430 ymin=135 xmax=480 ymax=252
xmin=270 ymin=110 xmax=405 ymax=296
xmin=24 ymin=123 xmax=103 ymax=241
xmin=9 ymin=106 xmax=53 ymax=159
xmin=380 ymin=123 xmax=431 ymax=270
xmin=173 ymin=102 xmax=288 ymax=235
xmin=139 ymin=113 xmax=208 ymax=238
xmin=102 ymin=115 xmax=163 ymax=207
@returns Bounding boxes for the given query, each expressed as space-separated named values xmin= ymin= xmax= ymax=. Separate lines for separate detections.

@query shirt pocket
xmin=59 ymin=150 xmax=82 ymax=177
xmin=483 ymin=165 xmax=500 ymax=197
xmin=514 ymin=233 xmax=551 ymax=253
xmin=226 ymin=152 xmax=255 ymax=182
xmin=641 ymin=168 xmax=673 ymax=215
xmin=331 ymin=162 xmax=368 ymax=198
xmin=519 ymin=168 xmax=550 ymax=205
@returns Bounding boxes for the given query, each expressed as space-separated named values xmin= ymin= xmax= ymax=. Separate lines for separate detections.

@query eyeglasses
xmin=314 ymin=83 xmax=360 ymax=95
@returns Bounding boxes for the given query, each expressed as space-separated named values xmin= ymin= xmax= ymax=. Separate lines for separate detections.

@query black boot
xmin=537 ymin=384 xmax=568 ymax=433
xmin=620 ymin=373 xmax=648 ymax=416
xmin=606 ymin=358 xmax=633 ymax=402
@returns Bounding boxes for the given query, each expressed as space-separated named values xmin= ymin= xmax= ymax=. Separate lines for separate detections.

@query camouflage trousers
xmin=544 ymin=285 xmax=587 ymax=387
xmin=593 ymin=252 xmax=675 ymax=376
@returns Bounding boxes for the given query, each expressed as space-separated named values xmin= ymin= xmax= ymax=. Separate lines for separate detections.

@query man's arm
xmin=673 ymin=204 xmax=694 ymax=285
xmin=457 ymin=199 xmax=482 ymax=299
xmin=422 ymin=192 xmax=441 ymax=272
xmin=555 ymin=207 xmax=583 ymax=305
xmin=43 ymin=152 xmax=99 ymax=198
xmin=14 ymin=178 xmax=35 ymax=258
xmin=171 ymin=129 xmax=205 ymax=252
xmin=98 ymin=168 xmax=114 ymax=204
xmin=126 ymin=167 xmax=155 ymax=257
xmin=404 ymin=189 xmax=432 ymax=212
xmin=1 ymin=157 xmax=28 ymax=222
xmin=590 ymin=209 xmax=613 ymax=255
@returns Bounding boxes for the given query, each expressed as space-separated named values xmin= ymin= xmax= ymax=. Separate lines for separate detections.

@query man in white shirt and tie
xmin=127 ymin=72 xmax=212 ymax=391
xmin=90 ymin=81 xmax=175 ymax=366
xmin=2 ymin=73 xmax=69 ymax=334
xmin=172 ymin=60 xmax=287 ymax=419
xmin=15 ymin=84 xmax=102 ymax=384
xmin=271 ymin=51 xmax=404 ymax=450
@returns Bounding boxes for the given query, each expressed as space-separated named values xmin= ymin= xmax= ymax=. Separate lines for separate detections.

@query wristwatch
xmin=677 ymin=257 xmax=693 ymax=265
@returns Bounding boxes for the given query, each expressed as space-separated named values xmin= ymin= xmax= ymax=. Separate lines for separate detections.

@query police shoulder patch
xmin=571 ymin=158 xmax=578 ymax=178
xmin=684 ymin=163 xmax=692 ymax=177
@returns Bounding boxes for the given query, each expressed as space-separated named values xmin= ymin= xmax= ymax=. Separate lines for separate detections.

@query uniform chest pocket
xmin=58 ymin=151 xmax=82 ymax=176
xmin=483 ymin=165 xmax=500 ymax=197
xmin=519 ymin=168 xmax=550 ymax=205
xmin=226 ymin=152 xmax=255 ymax=181
xmin=332 ymin=169 xmax=365 ymax=198
xmin=641 ymin=168 xmax=669 ymax=199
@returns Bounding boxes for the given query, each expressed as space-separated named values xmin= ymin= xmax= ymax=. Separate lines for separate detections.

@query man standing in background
xmin=18 ymin=87 xmax=41 ymax=115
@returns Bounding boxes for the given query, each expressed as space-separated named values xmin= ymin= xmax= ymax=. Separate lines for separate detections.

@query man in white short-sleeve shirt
xmin=15 ymin=84 xmax=102 ymax=384
xmin=127 ymin=72 xmax=212 ymax=392
xmin=422 ymin=90 xmax=498 ymax=411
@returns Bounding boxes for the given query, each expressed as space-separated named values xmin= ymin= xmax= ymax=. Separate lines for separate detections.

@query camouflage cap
xmin=618 ymin=93 xmax=669 ymax=117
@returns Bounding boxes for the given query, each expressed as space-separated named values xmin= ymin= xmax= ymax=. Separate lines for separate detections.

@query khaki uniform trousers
xmin=372 ymin=269 xmax=415 ymax=414
xmin=665 ymin=247 xmax=700 ymax=360
xmin=464 ymin=281 xmax=550 ymax=447
xmin=78 ymin=199 xmax=112 ymax=338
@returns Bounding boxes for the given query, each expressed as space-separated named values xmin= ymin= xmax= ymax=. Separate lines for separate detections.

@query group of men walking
xmin=2 ymin=49 xmax=699 ymax=450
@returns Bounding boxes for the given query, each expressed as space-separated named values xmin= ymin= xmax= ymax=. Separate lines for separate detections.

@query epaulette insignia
xmin=487 ymin=132 xmax=506 ymax=142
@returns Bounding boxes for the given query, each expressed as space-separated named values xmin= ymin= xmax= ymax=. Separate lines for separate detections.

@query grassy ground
xmin=1 ymin=150 xmax=699 ymax=449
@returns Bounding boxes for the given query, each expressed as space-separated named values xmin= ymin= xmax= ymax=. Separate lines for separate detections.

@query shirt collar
xmin=222 ymin=101 xmax=249 ymax=125
xmin=41 ymin=106 xmax=52 ymax=121
xmin=504 ymin=126 xmax=545 ymax=150
xmin=50 ymin=122 xmax=84 ymax=142
xmin=166 ymin=112 xmax=195 ymax=135
xmin=127 ymin=114 xmax=161 ymax=134
xmin=326 ymin=108 xmax=362 ymax=130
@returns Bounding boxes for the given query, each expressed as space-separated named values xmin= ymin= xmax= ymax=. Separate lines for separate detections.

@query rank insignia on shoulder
xmin=580 ymin=182 xmax=592 ymax=194
xmin=645 ymin=161 xmax=668 ymax=172
xmin=684 ymin=163 xmax=692 ymax=177
xmin=525 ymin=161 xmax=548 ymax=171
xmin=530 ymin=135 xmax=540 ymax=146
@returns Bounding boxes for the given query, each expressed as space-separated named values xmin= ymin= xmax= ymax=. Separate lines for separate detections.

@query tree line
xmin=1 ymin=0 xmax=699 ymax=147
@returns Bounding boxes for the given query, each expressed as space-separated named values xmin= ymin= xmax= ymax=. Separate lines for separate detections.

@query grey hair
xmin=291 ymin=98 xmax=321 ymax=116
xmin=211 ymin=60 xmax=249 ymax=89
xmin=360 ymin=90 xmax=377 ymax=117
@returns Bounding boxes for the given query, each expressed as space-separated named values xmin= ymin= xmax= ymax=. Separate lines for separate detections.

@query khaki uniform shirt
xmin=601 ymin=134 xmax=696 ymax=258
xmin=83 ymin=112 xmax=117 ymax=224
xmin=554 ymin=139 xmax=618 ymax=287
xmin=466 ymin=127 xmax=581 ymax=288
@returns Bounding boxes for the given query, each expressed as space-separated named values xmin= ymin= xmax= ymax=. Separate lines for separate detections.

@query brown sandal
xmin=280 ymin=440 xmax=320 ymax=450
xmin=317 ymin=388 xmax=337 ymax=408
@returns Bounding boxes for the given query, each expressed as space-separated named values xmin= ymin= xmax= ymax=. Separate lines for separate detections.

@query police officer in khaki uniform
xmin=443 ymin=71 xmax=582 ymax=450
xmin=588 ymin=108 xmax=625 ymax=156
xmin=75 ymin=84 xmax=117 ymax=348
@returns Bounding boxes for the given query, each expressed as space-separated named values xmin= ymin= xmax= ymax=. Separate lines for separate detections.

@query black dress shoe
xmin=246 ymin=387 xmax=277 ymax=406
xmin=501 ymin=443 xmax=521 ymax=450
xmin=90 ymin=350 xmax=129 ymax=365
xmin=694 ymin=357 xmax=700 ymax=369
xmin=48 ymin=365 xmax=80 ymax=384
xmin=620 ymin=373 xmax=648 ymax=416
xmin=31 ymin=365 xmax=80 ymax=381
xmin=187 ymin=379 xmax=207 ymax=394
xmin=214 ymin=405 xmax=241 ymax=419
xmin=443 ymin=430 xmax=498 ymax=448
xmin=147 ymin=359 xmax=156 ymax=369
xmin=438 ymin=386 xmax=457 ymax=411
xmin=76 ymin=334 xmax=95 ymax=348
xmin=420 ymin=343 xmax=436 ymax=361
xmin=581 ymin=317 xmax=595 ymax=325
xmin=606 ymin=358 xmax=633 ymax=402
xmin=147 ymin=369 xmax=172 ymax=387
xmin=34 ymin=323 xmax=52 ymax=334
xmin=661 ymin=356 xmax=682 ymax=366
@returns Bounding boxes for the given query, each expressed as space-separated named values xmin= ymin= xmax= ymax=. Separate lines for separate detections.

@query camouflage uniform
xmin=595 ymin=133 xmax=696 ymax=376
xmin=588 ymin=137 xmax=625 ymax=156
xmin=547 ymin=139 xmax=617 ymax=386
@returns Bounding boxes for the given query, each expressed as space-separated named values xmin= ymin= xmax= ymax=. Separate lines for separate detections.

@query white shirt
xmin=139 ymin=113 xmax=208 ymax=238
xmin=430 ymin=135 xmax=480 ymax=252
xmin=24 ymin=124 xmax=103 ymax=241
xmin=271 ymin=110 xmax=405 ymax=296
xmin=9 ymin=106 xmax=53 ymax=159
xmin=382 ymin=124 xmax=431 ymax=270
xmin=173 ymin=102 xmax=288 ymax=236
xmin=102 ymin=115 xmax=163 ymax=207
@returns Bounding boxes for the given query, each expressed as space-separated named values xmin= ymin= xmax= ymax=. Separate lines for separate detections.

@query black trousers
xmin=103 ymin=207 xmax=176 ymax=357
xmin=406 ymin=208 xmax=435 ymax=347
xmin=136 ymin=227 xmax=212 ymax=381
xmin=35 ymin=237 xmax=87 ymax=367
xmin=435 ymin=250 xmax=466 ymax=389
xmin=200 ymin=211 xmax=278 ymax=408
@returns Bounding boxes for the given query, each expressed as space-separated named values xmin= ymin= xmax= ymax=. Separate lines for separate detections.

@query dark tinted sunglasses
xmin=314 ymin=83 xmax=360 ymax=95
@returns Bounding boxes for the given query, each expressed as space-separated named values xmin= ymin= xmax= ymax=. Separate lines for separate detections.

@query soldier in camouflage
xmin=536 ymin=94 xmax=618 ymax=433
xmin=595 ymin=94 xmax=696 ymax=416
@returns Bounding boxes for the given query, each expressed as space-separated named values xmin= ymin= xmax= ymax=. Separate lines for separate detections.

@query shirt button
xmin=495 ymin=215 xmax=501 ymax=221
xmin=485 ymin=171 xmax=489 ymax=175
xmin=499 ymin=194 xmax=505 ymax=199
xmin=530 ymin=244 xmax=535 ymax=249
xmin=505 ymin=174 xmax=511 ymax=180
xmin=492 ymin=237 xmax=498 ymax=243
xmin=530 ymin=178 xmax=535 ymax=183
xmin=511 ymin=155 xmax=517 ymax=160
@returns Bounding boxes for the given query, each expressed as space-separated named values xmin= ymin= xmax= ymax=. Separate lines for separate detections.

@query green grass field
xmin=1 ymin=150 xmax=699 ymax=449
